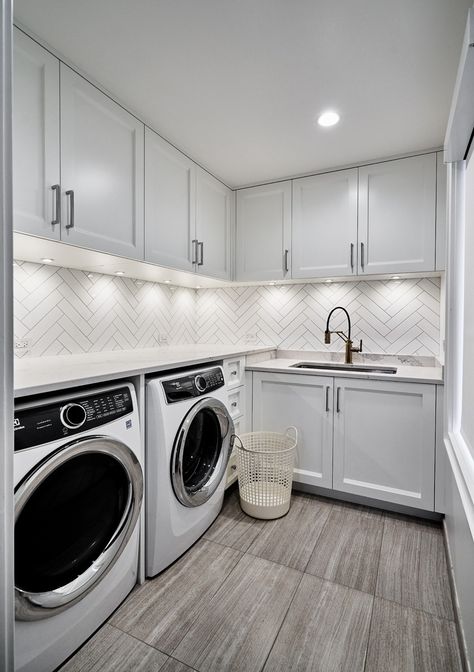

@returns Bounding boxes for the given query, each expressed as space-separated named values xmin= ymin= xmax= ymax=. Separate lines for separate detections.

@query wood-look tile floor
xmin=60 ymin=490 xmax=463 ymax=672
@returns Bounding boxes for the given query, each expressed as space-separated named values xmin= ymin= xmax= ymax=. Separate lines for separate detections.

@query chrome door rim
xmin=15 ymin=436 xmax=143 ymax=621
xmin=171 ymin=398 xmax=233 ymax=507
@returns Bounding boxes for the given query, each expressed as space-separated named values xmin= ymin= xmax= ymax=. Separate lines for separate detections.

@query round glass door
xmin=15 ymin=437 xmax=143 ymax=621
xmin=171 ymin=398 xmax=233 ymax=507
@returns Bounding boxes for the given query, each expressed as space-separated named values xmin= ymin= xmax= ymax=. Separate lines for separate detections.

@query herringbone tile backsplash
xmin=14 ymin=261 xmax=440 ymax=358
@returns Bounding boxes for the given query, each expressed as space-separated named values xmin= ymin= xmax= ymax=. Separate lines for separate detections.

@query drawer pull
xmin=230 ymin=464 xmax=237 ymax=472
xmin=231 ymin=402 xmax=237 ymax=408
xmin=231 ymin=370 xmax=237 ymax=376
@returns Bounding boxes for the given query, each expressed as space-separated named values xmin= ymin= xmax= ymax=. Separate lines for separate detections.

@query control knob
xmin=194 ymin=375 xmax=208 ymax=393
xmin=60 ymin=403 xmax=87 ymax=429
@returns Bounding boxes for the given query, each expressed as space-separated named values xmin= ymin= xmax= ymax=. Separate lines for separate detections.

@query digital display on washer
xmin=14 ymin=387 xmax=133 ymax=451
xmin=163 ymin=367 xmax=225 ymax=403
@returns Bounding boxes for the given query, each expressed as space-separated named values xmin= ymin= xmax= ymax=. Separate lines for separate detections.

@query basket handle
xmin=285 ymin=426 xmax=298 ymax=446
xmin=231 ymin=434 xmax=243 ymax=451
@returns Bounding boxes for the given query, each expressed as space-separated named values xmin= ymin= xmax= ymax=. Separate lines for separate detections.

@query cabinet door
xmin=236 ymin=181 xmax=291 ymax=281
xmin=436 ymin=151 xmax=447 ymax=271
xmin=292 ymin=169 xmax=358 ymax=278
xmin=60 ymin=64 xmax=144 ymax=259
xmin=13 ymin=29 xmax=60 ymax=239
xmin=196 ymin=168 xmax=232 ymax=279
xmin=145 ymin=128 xmax=195 ymax=272
xmin=252 ymin=372 xmax=333 ymax=488
xmin=333 ymin=378 xmax=435 ymax=510
xmin=358 ymin=154 xmax=436 ymax=274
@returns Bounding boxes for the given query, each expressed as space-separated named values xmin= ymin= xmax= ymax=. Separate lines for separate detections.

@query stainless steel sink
xmin=291 ymin=362 xmax=397 ymax=374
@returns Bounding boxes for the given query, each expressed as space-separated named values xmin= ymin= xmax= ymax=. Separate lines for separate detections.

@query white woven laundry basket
xmin=234 ymin=427 xmax=297 ymax=520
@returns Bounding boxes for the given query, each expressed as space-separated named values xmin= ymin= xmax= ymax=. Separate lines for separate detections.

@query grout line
xmin=257 ymin=569 xmax=306 ymax=672
xmin=362 ymin=513 xmax=388 ymax=672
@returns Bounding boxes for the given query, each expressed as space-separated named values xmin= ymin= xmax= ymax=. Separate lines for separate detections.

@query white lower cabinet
xmin=252 ymin=372 xmax=333 ymax=488
xmin=252 ymin=371 xmax=437 ymax=510
xmin=333 ymin=378 xmax=436 ymax=510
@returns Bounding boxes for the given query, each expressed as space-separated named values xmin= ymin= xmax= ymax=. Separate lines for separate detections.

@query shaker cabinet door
xmin=196 ymin=168 xmax=232 ymax=279
xmin=13 ymin=28 xmax=60 ymax=239
xmin=145 ymin=127 xmax=195 ymax=272
xmin=292 ymin=169 xmax=358 ymax=278
xmin=358 ymin=154 xmax=436 ymax=274
xmin=60 ymin=64 xmax=144 ymax=259
xmin=252 ymin=372 xmax=334 ymax=488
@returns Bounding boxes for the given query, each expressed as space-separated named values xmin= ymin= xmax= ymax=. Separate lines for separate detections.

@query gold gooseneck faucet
xmin=324 ymin=306 xmax=363 ymax=364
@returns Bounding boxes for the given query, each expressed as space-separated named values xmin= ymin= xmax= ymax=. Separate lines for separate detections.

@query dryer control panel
xmin=162 ymin=367 xmax=225 ymax=403
xmin=14 ymin=387 xmax=133 ymax=451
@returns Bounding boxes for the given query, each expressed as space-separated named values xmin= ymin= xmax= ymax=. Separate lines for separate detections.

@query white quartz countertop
xmin=246 ymin=356 xmax=443 ymax=385
xmin=14 ymin=345 xmax=275 ymax=397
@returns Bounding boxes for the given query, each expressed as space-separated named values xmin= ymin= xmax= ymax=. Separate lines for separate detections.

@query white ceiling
xmin=14 ymin=0 xmax=471 ymax=188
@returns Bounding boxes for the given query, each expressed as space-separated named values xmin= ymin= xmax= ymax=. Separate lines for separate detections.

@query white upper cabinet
xmin=195 ymin=168 xmax=232 ymax=280
xmin=60 ymin=64 xmax=144 ymax=259
xmin=145 ymin=128 xmax=195 ymax=272
xmin=358 ymin=153 xmax=436 ymax=274
xmin=13 ymin=29 xmax=60 ymax=239
xmin=236 ymin=181 xmax=291 ymax=281
xmin=292 ymin=169 xmax=358 ymax=278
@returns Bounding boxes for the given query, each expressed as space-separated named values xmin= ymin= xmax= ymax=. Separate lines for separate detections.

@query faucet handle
xmin=358 ymin=339 xmax=363 ymax=352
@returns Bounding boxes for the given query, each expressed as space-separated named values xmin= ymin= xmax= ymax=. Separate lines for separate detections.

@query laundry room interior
xmin=1 ymin=1 xmax=474 ymax=671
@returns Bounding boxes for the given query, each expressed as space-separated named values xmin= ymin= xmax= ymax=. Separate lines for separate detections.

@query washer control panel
xmin=162 ymin=367 xmax=225 ymax=403
xmin=14 ymin=387 xmax=133 ymax=452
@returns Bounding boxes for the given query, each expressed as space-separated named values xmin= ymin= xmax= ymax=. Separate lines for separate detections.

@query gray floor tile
xmin=376 ymin=515 xmax=454 ymax=619
xmin=110 ymin=539 xmax=242 ymax=654
xmin=246 ymin=493 xmax=332 ymax=570
xmin=59 ymin=623 xmax=168 ymax=672
xmin=173 ymin=554 xmax=302 ymax=672
xmin=263 ymin=574 xmax=373 ymax=672
xmin=203 ymin=488 xmax=263 ymax=552
xmin=305 ymin=503 xmax=384 ymax=593
xmin=365 ymin=597 xmax=463 ymax=672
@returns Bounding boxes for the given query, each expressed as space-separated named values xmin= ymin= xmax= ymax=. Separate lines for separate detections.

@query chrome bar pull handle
xmin=65 ymin=190 xmax=74 ymax=229
xmin=336 ymin=387 xmax=341 ymax=413
xmin=198 ymin=241 xmax=204 ymax=266
xmin=191 ymin=239 xmax=198 ymax=264
xmin=350 ymin=243 xmax=354 ymax=271
xmin=51 ymin=184 xmax=61 ymax=226
xmin=360 ymin=242 xmax=365 ymax=270
xmin=325 ymin=386 xmax=330 ymax=412
xmin=284 ymin=249 xmax=289 ymax=273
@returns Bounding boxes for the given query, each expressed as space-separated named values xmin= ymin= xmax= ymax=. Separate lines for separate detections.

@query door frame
xmin=0 ymin=0 xmax=14 ymax=669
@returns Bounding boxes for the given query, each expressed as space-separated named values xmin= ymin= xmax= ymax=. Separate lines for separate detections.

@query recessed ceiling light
xmin=317 ymin=111 xmax=340 ymax=127
xmin=115 ymin=271 xmax=124 ymax=276
xmin=41 ymin=258 xmax=54 ymax=264
xmin=391 ymin=275 xmax=400 ymax=280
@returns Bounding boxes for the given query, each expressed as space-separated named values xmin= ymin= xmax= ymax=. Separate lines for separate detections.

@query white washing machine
xmin=146 ymin=365 xmax=234 ymax=577
xmin=14 ymin=383 xmax=143 ymax=672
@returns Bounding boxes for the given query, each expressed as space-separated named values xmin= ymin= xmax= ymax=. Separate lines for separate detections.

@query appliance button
xmin=60 ymin=403 xmax=87 ymax=429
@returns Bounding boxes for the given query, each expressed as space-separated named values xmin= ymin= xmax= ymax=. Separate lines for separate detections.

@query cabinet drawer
xmin=228 ymin=388 xmax=245 ymax=420
xmin=224 ymin=357 xmax=245 ymax=389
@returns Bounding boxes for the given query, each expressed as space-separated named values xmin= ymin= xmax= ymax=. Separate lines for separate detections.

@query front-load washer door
xmin=14 ymin=436 xmax=143 ymax=621
xmin=171 ymin=398 xmax=234 ymax=507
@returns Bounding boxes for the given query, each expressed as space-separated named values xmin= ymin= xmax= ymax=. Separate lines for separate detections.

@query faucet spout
xmin=324 ymin=306 xmax=362 ymax=364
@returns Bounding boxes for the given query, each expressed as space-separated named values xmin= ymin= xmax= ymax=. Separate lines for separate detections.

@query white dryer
xmin=14 ymin=383 xmax=143 ymax=672
xmin=146 ymin=365 xmax=234 ymax=577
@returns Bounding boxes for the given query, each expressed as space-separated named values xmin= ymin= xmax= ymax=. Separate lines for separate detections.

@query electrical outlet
xmin=245 ymin=332 xmax=258 ymax=344
xmin=15 ymin=340 xmax=29 ymax=350
xmin=156 ymin=333 xmax=168 ymax=345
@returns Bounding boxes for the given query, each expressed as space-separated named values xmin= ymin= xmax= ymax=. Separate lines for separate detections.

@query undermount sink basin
xmin=291 ymin=362 xmax=397 ymax=374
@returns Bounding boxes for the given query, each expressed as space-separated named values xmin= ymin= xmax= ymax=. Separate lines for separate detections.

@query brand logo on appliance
xmin=14 ymin=417 xmax=20 ymax=427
